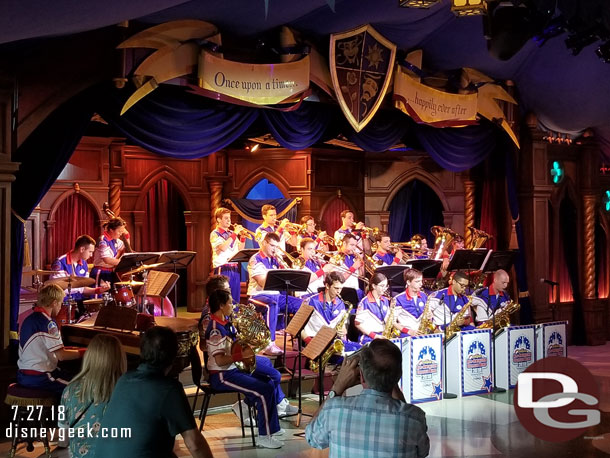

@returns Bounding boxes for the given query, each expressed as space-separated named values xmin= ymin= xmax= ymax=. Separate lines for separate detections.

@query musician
xmin=205 ymin=289 xmax=297 ymax=449
xmin=298 ymin=237 xmax=334 ymax=296
xmin=333 ymin=233 xmax=365 ymax=298
xmin=17 ymin=284 xmax=84 ymax=395
xmin=355 ymin=273 xmax=400 ymax=344
xmin=303 ymin=272 xmax=361 ymax=351
xmin=210 ymin=207 xmax=246 ymax=303
xmin=448 ymin=235 xmax=465 ymax=257
xmin=394 ymin=268 xmax=427 ymax=336
xmin=472 ymin=269 xmax=511 ymax=326
xmin=410 ymin=234 xmax=429 ymax=260
xmin=430 ymin=270 xmax=474 ymax=330
xmin=247 ymin=232 xmax=303 ymax=355
xmin=297 ymin=215 xmax=330 ymax=252
xmin=51 ymin=235 xmax=110 ymax=304
xmin=333 ymin=210 xmax=369 ymax=253
xmin=197 ymin=275 xmax=231 ymax=352
xmin=255 ymin=204 xmax=295 ymax=250
xmin=372 ymin=232 xmax=404 ymax=266
xmin=90 ymin=217 xmax=129 ymax=285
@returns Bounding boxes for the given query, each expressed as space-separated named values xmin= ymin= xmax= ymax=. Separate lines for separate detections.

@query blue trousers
xmin=216 ymin=265 xmax=241 ymax=304
xmin=17 ymin=369 xmax=69 ymax=397
xmin=210 ymin=356 xmax=283 ymax=436
xmin=251 ymin=294 xmax=303 ymax=340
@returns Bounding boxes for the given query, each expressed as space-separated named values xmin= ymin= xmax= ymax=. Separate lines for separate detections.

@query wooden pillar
xmin=109 ymin=178 xmax=122 ymax=216
xmin=462 ymin=176 xmax=475 ymax=247
xmin=208 ymin=179 xmax=224 ymax=227
xmin=582 ymin=192 xmax=596 ymax=300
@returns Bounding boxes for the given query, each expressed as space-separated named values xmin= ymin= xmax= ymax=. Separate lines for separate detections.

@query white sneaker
xmin=263 ymin=343 xmax=284 ymax=356
xmin=277 ymin=398 xmax=298 ymax=416
xmin=231 ymin=400 xmax=256 ymax=427
xmin=272 ymin=428 xmax=286 ymax=437
xmin=257 ymin=435 xmax=283 ymax=449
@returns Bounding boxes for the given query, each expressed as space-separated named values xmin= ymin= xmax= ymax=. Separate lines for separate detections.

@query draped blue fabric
xmin=229 ymin=198 xmax=297 ymax=223
xmin=387 ymin=180 xmax=444 ymax=246
xmin=261 ymin=103 xmax=336 ymax=149
xmin=96 ymin=85 xmax=260 ymax=159
xmin=10 ymin=88 xmax=95 ymax=348
xmin=416 ymin=123 xmax=500 ymax=172
xmin=345 ymin=111 xmax=411 ymax=153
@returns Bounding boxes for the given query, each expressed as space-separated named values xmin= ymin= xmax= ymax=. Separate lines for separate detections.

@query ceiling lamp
xmin=399 ymin=0 xmax=440 ymax=8
xmin=451 ymin=0 xmax=487 ymax=16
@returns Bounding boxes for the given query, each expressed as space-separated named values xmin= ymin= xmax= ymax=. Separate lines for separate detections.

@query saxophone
xmin=382 ymin=296 xmax=401 ymax=339
xmin=444 ymin=295 xmax=474 ymax=341
xmin=417 ymin=294 xmax=437 ymax=335
xmin=310 ymin=300 xmax=354 ymax=372
xmin=477 ymin=300 xmax=520 ymax=329
xmin=231 ymin=302 xmax=271 ymax=373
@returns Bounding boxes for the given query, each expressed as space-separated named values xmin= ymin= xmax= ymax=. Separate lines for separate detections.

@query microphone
xmin=437 ymin=292 xmax=445 ymax=304
xmin=540 ymin=278 xmax=559 ymax=286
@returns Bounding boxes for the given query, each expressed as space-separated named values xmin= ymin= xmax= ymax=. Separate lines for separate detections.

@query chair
xmin=188 ymin=347 xmax=257 ymax=446
xmin=4 ymin=384 xmax=56 ymax=458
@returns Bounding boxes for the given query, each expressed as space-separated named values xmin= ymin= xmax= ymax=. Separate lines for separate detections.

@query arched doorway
xmin=141 ymin=179 xmax=187 ymax=307
xmin=319 ymin=197 xmax=352 ymax=235
xmin=388 ymin=179 xmax=444 ymax=246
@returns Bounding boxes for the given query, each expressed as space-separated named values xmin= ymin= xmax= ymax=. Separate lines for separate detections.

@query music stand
xmin=115 ymin=252 xmax=160 ymax=274
xmin=228 ymin=249 xmax=258 ymax=264
xmin=284 ymin=304 xmax=314 ymax=427
xmin=404 ymin=259 xmax=443 ymax=279
xmin=157 ymin=251 xmax=196 ymax=309
xmin=338 ymin=287 xmax=359 ymax=310
xmin=376 ymin=266 xmax=408 ymax=296
xmin=302 ymin=326 xmax=337 ymax=405
xmin=263 ymin=269 xmax=311 ymax=369
xmin=446 ymin=250 xmax=489 ymax=276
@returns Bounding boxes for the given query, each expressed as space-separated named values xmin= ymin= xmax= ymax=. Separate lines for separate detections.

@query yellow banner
xmin=198 ymin=50 xmax=310 ymax=105
xmin=393 ymin=67 xmax=478 ymax=127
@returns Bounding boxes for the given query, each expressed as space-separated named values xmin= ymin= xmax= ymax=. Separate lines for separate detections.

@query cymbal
xmin=44 ymin=276 xmax=96 ymax=289
xmin=22 ymin=269 xmax=56 ymax=276
xmin=115 ymin=280 xmax=145 ymax=287
xmin=121 ymin=262 xmax=165 ymax=277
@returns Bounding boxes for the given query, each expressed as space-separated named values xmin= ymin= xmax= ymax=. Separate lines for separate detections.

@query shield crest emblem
xmin=330 ymin=24 xmax=396 ymax=132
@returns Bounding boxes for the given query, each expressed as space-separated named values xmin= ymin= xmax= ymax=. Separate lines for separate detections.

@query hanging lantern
xmin=451 ymin=0 xmax=487 ymax=16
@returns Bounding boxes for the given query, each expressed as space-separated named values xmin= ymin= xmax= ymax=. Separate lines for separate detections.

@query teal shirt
xmin=60 ymin=380 xmax=108 ymax=458
xmin=95 ymin=363 xmax=196 ymax=458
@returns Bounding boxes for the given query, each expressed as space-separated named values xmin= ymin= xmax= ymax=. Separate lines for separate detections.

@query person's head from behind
xmin=140 ymin=326 xmax=178 ymax=373
xmin=360 ymin=339 xmax=402 ymax=393
xmin=38 ymin=284 xmax=65 ymax=316
xmin=73 ymin=334 xmax=126 ymax=403
xmin=208 ymin=289 xmax=232 ymax=317
xmin=205 ymin=275 xmax=230 ymax=298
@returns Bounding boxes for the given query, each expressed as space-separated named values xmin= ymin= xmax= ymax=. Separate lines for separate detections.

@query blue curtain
xmin=10 ymin=88 xmax=95 ymax=350
xmin=229 ymin=198 xmax=297 ymax=224
xmin=388 ymin=180 xmax=444 ymax=246
xmin=345 ymin=110 xmax=411 ymax=153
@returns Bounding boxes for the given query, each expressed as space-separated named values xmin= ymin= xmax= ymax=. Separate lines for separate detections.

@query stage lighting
xmin=596 ymin=40 xmax=610 ymax=63
xmin=451 ymin=0 xmax=487 ymax=17
xmin=399 ymin=0 xmax=440 ymax=8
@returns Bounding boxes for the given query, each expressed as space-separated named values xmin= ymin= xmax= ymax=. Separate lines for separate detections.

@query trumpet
xmin=352 ymin=223 xmax=380 ymax=239
xmin=228 ymin=224 xmax=255 ymax=240
xmin=274 ymin=219 xmax=305 ymax=233
xmin=275 ymin=245 xmax=304 ymax=269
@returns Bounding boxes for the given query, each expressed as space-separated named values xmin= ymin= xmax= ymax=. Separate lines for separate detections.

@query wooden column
xmin=208 ymin=179 xmax=224 ymax=227
xmin=109 ymin=178 xmax=122 ymax=216
xmin=462 ymin=176 xmax=475 ymax=247
xmin=582 ymin=192 xmax=596 ymax=300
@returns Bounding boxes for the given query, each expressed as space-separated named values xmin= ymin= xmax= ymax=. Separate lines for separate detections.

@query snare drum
xmin=112 ymin=285 xmax=135 ymax=306
xmin=83 ymin=298 xmax=104 ymax=314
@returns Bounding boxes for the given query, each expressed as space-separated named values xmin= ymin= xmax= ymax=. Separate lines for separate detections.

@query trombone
xmin=275 ymin=245 xmax=305 ymax=269
xmin=228 ymin=224 xmax=255 ymax=240
xmin=327 ymin=253 xmax=370 ymax=284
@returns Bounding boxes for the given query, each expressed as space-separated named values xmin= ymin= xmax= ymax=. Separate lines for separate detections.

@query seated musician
xmin=51 ymin=234 xmax=110 ymax=315
xmin=440 ymin=235 xmax=465 ymax=278
xmin=17 ymin=284 xmax=84 ymax=396
xmin=472 ymin=269 xmax=511 ymax=326
xmin=356 ymin=273 xmax=401 ymax=344
xmin=303 ymin=272 xmax=361 ymax=352
xmin=372 ymin=232 xmax=405 ymax=266
xmin=297 ymin=215 xmax=330 ymax=252
xmin=429 ymin=270 xmax=474 ymax=331
xmin=90 ymin=217 xmax=129 ymax=285
xmin=255 ymin=204 xmax=295 ymax=250
xmin=197 ymin=274 xmax=231 ymax=352
xmin=394 ymin=268 xmax=428 ymax=336
xmin=205 ymin=289 xmax=297 ymax=449
xmin=298 ymin=237 xmax=334 ymax=297
xmin=333 ymin=233 xmax=365 ymax=300
xmin=410 ymin=234 xmax=429 ymax=260
xmin=247 ymin=232 xmax=303 ymax=355
xmin=210 ymin=207 xmax=246 ymax=304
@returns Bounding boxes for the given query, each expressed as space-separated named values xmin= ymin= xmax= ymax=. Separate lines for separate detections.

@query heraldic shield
xmin=330 ymin=24 xmax=396 ymax=132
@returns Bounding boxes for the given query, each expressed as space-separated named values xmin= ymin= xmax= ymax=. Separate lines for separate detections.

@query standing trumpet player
xmin=255 ymin=204 xmax=296 ymax=251
xmin=210 ymin=208 xmax=247 ymax=304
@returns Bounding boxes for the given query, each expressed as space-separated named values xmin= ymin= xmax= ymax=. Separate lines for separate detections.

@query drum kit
xmin=23 ymin=261 xmax=172 ymax=325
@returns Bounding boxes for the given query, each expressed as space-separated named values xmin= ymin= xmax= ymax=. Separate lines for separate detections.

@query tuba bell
xmin=467 ymin=227 xmax=493 ymax=250
xmin=430 ymin=226 xmax=459 ymax=260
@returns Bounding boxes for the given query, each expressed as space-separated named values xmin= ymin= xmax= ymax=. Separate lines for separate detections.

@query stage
xmin=2 ymin=343 xmax=609 ymax=457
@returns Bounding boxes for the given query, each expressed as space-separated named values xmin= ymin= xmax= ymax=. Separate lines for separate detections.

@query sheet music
xmin=145 ymin=271 xmax=179 ymax=297
xmin=285 ymin=304 xmax=314 ymax=336
xmin=302 ymin=326 xmax=337 ymax=360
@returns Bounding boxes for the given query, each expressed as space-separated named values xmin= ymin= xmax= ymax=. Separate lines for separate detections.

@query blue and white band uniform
xmin=91 ymin=232 xmax=123 ymax=283
xmin=355 ymin=292 xmax=390 ymax=345
xmin=297 ymin=233 xmax=322 ymax=251
xmin=255 ymin=225 xmax=287 ymax=251
xmin=51 ymin=252 xmax=89 ymax=301
xmin=305 ymin=293 xmax=361 ymax=352
xmin=428 ymin=286 xmax=472 ymax=329
xmin=205 ymin=315 xmax=283 ymax=436
xmin=372 ymin=251 xmax=399 ymax=267
xmin=339 ymin=254 xmax=360 ymax=291
xmin=333 ymin=228 xmax=363 ymax=250
xmin=472 ymin=286 xmax=511 ymax=324
xmin=394 ymin=290 xmax=429 ymax=332
xmin=210 ymin=227 xmax=242 ymax=303
xmin=299 ymin=258 xmax=325 ymax=297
